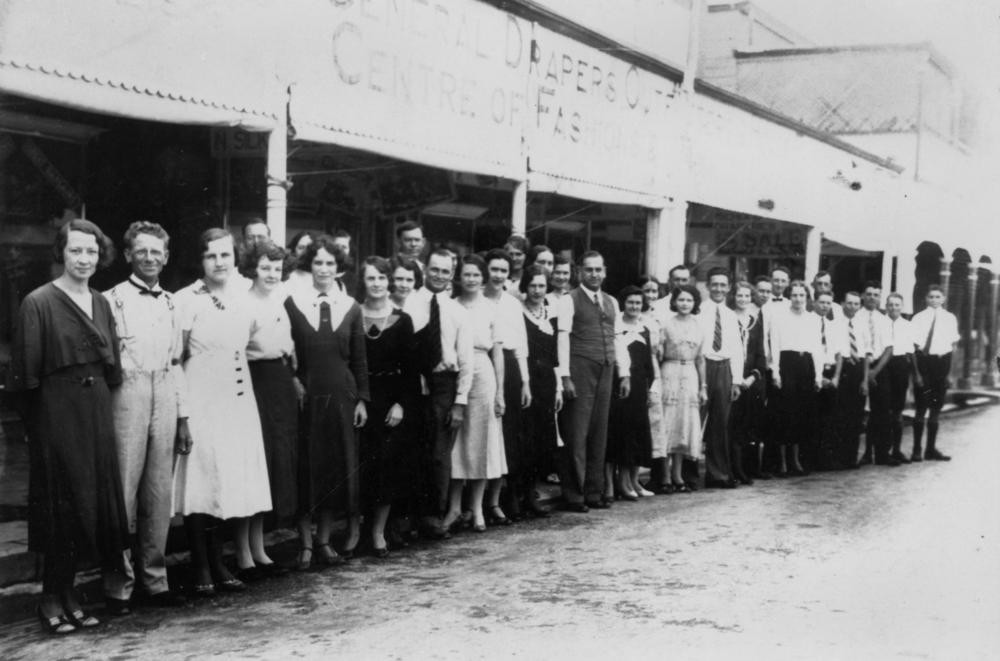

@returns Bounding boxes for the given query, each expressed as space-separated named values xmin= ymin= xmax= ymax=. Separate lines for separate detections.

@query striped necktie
xmin=848 ymin=319 xmax=858 ymax=360
xmin=712 ymin=305 xmax=722 ymax=352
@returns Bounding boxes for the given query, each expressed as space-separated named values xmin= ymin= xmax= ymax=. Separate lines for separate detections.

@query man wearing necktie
xmin=813 ymin=291 xmax=845 ymax=470
xmin=410 ymin=250 xmax=473 ymax=538
xmin=102 ymin=222 xmax=189 ymax=613
xmin=556 ymin=251 xmax=630 ymax=511
xmin=910 ymin=285 xmax=960 ymax=461
xmin=885 ymin=293 xmax=918 ymax=464
xmin=837 ymin=292 xmax=871 ymax=470
xmin=698 ymin=268 xmax=745 ymax=488
xmin=858 ymin=281 xmax=897 ymax=466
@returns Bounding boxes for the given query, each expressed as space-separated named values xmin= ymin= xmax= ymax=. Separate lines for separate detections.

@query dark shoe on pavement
xmin=925 ymin=449 xmax=951 ymax=461
xmin=105 ymin=597 xmax=132 ymax=617
xmin=562 ymin=502 xmax=590 ymax=513
xmin=587 ymin=499 xmax=611 ymax=509
xmin=417 ymin=517 xmax=451 ymax=540
xmin=891 ymin=452 xmax=911 ymax=464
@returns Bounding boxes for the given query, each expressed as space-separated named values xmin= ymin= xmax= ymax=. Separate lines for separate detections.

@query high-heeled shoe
xmin=62 ymin=594 xmax=100 ymax=628
xmin=316 ymin=542 xmax=345 ymax=567
xmin=486 ymin=506 xmax=511 ymax=526
xmin=296 ymin=546 xmax=313 ymax=572
xmin=36 ymin=606 xmax=76 ymax=635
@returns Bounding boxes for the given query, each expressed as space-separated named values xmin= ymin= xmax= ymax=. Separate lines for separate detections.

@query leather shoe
xmin=910 ymin=452 xmax=924 ymax=463
xmin=704 ymin=478 xmax=737 ymax=489
xmin=891 ymin=452 xmax=911 ymax=464
xmin=586 ymin=499 xmax=611 ymax=510
xmin=925 ymin=449 xmax=951 ymax=461
xmin=144 ymin=590 xmax=187 ymax=608
xmin=562 ymin=502 xmax=589 ymax=513
xmin=874 ymin=457 xmax=901 ymax=467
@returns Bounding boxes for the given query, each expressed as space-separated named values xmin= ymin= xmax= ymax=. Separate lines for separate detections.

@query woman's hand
xmin=293 ymin=377 xmax=306 ymax=410
xmin=698 ymin=385 xmax=708 ymax=406
xmin=494 ymin=395 xmax=506 ymax=418
xmin=521 ymin=382 xmax=532 ymax=409
xmin=385 ymin=403 xmax=403 ymax=428
xmin=353 ymin=401 xmax=368 ymax=428
xmin=554 ymin=389 xmax=563 ymax=413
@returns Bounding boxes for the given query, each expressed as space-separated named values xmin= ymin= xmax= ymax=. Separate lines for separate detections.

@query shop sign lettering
xmin=714 ymin=221 xmax=807 ymax=256
xmin=290 ymin=0 xmax=529 ymax=178
xmin=210 ymin=128 xmax=268 ymax=158
xmin=526 ymin=25 xmax=678 ymax=196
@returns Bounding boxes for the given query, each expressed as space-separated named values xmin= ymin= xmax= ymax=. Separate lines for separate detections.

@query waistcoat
xmin=569 ymin=287 xmax=616 ymax=365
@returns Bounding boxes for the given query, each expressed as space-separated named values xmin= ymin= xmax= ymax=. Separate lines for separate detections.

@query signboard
xmin=714 ymin=220 xmax=807 ymax=257
xmin=210 ymin=129 xmax=269 ymax=158
xmin=526 ymin=24 xmax=680 ymax=206
xmin=287 ymin=0 xmax=530 ymax=180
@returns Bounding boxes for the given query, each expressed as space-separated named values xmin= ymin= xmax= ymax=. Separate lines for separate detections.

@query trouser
xmin=913 ymin=353 xmax=951 ymax=454
xmin=886 ymin=355 xmax=911 ymax=455
xmin=814 ymin=365 xmax=842 ymax=470
xmin=728 ymin=380 xmax=763 ymax=479
xmin=837 ymin=359 xmax=867 ymax=467
xmin=421 ymin=372 xmax=458 ymax=517
xmin=103 ymin=369 xmax=178 ymax=600
xmin=558 ymin=356 xmax=614 ymax=504
xmin=703 ymin=359 xmax=733 ymax=482
xmin=500 ymin=350 xmax=525 ymax=513
xmin=865 ymin=362 xmax=892 ymax=461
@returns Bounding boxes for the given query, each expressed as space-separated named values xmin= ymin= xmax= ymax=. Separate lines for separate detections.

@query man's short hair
xmin=504 ymin=235 xmax=530 ymax=253
xmin=771 ymin=265 xmax=790 ymax=278
xmin=668 ymin=264 xmax=690 ymax=278
xmin=123 ymin=220 xmax=170 ymax=250
xmin=706 ymin=266 xmax=730 ymax=282
xmin=886 ymin=292 xmax=905 ymax=304
xmin=863 ymin=280 xmax=882 ymax=292
xmin=926 ymin=284 xmax=945 ymax=295
xmin=813 ymin=270 xmax=831 ymax=282
xmin=578 ymin=250 xmax=603 ymax=266
xmin=243 ymin=217 xmax=268 ymax=237
xmin=395 ymin=220 xmax=423 ymax=239
xmin=844 ymin=290 xmax=862 ymax=301
xmin=753 ymin=275 xmax=772 ymax=286
xmin=815 ymin=291 xmax=834 ymax=301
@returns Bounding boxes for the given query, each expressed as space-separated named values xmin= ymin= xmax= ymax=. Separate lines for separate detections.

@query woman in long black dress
xmin=605 ymin=286 xmax=659 ymax=500
xmin=10 ymin=219 xmax=129 ymax=633
xmin=519 ymin=265 xmax=561 ymax=516
xmin=359 ymin=257 xmax=420 ymax=557
xmin=286 ymin=235 xmax=369 ymax=568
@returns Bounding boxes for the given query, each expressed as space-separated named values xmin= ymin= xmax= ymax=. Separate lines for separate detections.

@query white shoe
xmin=636 ymin=487 xmax=655 ymax=497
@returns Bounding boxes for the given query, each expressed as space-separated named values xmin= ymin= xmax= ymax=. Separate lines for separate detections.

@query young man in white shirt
xmin=909 ymin=285 xmax=960 ymax=461
xmin=698 ymin=267 xmax=745 ymax=488
xmin=837 ymin=291 xmax=872 ymax=470
xmin=885 ymin=293 xmax=918 ymax=463
xmin=857 ymin=281 xmax=898 ymax=466
xmin=813 ymin=291 xmax=845 ymax=470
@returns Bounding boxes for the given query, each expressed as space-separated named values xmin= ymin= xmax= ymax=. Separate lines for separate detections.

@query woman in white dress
xmin=443 ymin=254 xmax=506 ymax=533
xmin=173 ymin=228 xmax=272 ymax=595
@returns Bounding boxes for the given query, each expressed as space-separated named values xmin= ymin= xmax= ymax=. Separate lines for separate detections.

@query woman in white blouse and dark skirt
xmin=768 ymin=280 xmax=824 ymax=476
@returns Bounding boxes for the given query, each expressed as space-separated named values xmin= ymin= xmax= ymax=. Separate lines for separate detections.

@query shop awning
xmin=0 ymin=1 xmax=280 ymax=129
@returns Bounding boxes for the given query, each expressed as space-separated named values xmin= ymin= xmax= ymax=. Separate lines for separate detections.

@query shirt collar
xmin=128 ymin=274 xmax=162 ymax=294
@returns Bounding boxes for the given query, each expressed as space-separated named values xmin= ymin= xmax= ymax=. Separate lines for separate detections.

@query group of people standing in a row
xmin=10 ymin=217 xmax=957 ymax=636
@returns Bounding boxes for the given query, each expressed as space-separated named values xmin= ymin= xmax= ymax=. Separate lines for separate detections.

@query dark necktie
xmin=712 ymin=305 xmax=722 ymax=352
xmin=849 ymin=319 xmax=858 ymax=360
xmin=319 ymin=300 xmax=331 ymax=330
xmin=424 ymin=293 xmax=443 ymax=373
xmin=923 ymin=311 xmax=936 ymax=354
xmin=826 ymin=310 xmax=834 ymax=321
xmin=821 ymin=317 xmax=827 ymax=350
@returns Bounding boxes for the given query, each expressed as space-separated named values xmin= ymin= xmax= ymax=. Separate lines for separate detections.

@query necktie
xmin=319 ymin=300 xmax=331 ymax=330
xmin=849 ymin=319 xmax=858 ymax=360
xmin=923 ymin=311 xmax=936 ymax=354
xmin=424 ymin=293 xmax=443 ymax=373
xmin=712 ymin=305 xmax=722 ymax=352
xmin=127 ymin=279 xmax=162 ymax=298
xmin=738 ymin=318 xmax=747 ymax=351
xmin=826 ymin=310 xmax=834 ymax=321
xmin=821 ymin=317 xmax=827 ymax=351
xmin=867 ymin=312 xmax=876 ymax=349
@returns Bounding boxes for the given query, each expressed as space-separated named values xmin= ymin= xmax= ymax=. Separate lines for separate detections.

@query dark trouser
xmin=729 ymin=378 xmax=764 ymax=479
xmin=703 ymin=359 xmax=733 ymax=482
xmin=421 ymin=372 xmax=458 ymax=517
xmin=814 ymin=365 xmax=843 ymax=470
xmin=865 ymin=364 xmax=892 ymax=461
xmin=886 ymin=355 xmax=911 ymax=455
xmin=558 ymin=356 xmax=614 ymax=504
xmin=500 ymin=350 xmax=525 ymax=513
xmin=914 ymin=353 xmax=952 ymax=455
xmin=837 ymin=359 xmax=866 ymax=467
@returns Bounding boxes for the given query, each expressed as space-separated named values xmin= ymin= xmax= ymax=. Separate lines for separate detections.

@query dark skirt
xmin=778 ymin=351 xmax=818 ymax=447
xmin=361 ymin=373 xmax=419 ymax=508
xmin=26 ymin=362 xmax=129 ymax=570
xmin=249 ymin=359 xmax=299 ymax=521
xmin=524 ymin=361 xmax=557 ymax=482
xmin=607 ymin=339 xmax=654 ymax=466
xmin=501 ymin=349 xmax=525 ymax=479
xmin=299 ymin=394 xmax=360 ymax=516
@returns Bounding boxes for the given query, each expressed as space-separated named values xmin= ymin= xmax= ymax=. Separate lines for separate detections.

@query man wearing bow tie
xmin=102 ymin=221 xmax=189 ymax=613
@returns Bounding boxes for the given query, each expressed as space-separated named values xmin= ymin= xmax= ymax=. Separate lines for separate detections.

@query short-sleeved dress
xmin=9 ymin=283 xmax=130 ymax=569
xmin=172 ymin=281 xmax=273 ymax=519
xmin=286 ymin=292 xmax=370 ymax=515
xmin=660 ymin=314 xmax=706 ymax=458
xmin=607 ymin=319 xmax=654 ymax=466
xmin=360 ymin=308 xmax=421 ymax=508
xmin=451 ymin=296 xmax=507 ymax=480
